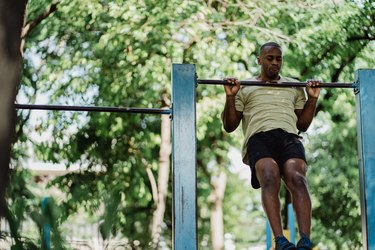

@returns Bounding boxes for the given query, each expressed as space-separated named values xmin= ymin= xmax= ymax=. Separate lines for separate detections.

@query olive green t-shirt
xmin=235 ymin=76 xmax=306 ymax=165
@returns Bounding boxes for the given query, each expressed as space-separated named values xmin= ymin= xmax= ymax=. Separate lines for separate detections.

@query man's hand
xmin=306 ymin=79 xmax=321 ymax=99
xmin=224 ymin=77 xmax=240 ymax=96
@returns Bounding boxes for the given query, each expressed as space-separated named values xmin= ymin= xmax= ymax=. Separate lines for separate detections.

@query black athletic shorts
xmin=247 ymin=128 xmax=306 ymax=189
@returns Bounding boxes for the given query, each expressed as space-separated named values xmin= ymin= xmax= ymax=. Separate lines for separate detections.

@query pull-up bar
xmin=172 ymin=64 xmax=374 ymax=250
xmin=197 ymin=79 xmax=356 ymax=88
xmin=14 ymin=79 xmax=355 ymax=114
xmin=14 ymin=104 xmax=171 ymax=115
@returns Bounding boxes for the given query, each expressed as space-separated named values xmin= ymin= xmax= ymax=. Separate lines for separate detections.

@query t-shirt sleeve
xmin=235 ymin=88 xmax=244 ymax=112
xmin=295 ymin=88 xmax=307 ymax=109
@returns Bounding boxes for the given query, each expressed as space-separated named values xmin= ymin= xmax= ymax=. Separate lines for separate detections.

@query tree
xmin=0 ymin=0 xmax=27 ymax=218
xmin=209 ymin=172 xmax=227 ymax=250
xmin=0 ymin=1 xmax=58 ymax=249
xmin=150 ymin=92 xmax=171 ymax=248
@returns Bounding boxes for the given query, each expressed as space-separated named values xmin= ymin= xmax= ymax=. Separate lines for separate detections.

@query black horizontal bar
xmin=15 ymin=104 xmax=172 ymax=115
xmin=197 ymin=79 xmax=355 ymax=88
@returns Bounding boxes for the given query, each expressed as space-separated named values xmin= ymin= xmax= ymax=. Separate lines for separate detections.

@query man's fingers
xmin=224 ymin=77 xmax=238 ymax=85
xmin=306 ymin=79 xmax=322 ymax=87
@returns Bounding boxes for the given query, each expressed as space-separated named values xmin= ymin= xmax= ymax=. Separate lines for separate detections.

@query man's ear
xmin=256 ymin=57 xmax=261 ymax=65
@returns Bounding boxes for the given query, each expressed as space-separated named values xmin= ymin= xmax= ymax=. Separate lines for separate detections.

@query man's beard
xmin=266 ymin=68 xmax=280 ymax=79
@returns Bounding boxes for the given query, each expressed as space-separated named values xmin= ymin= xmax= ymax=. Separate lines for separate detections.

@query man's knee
xmin=288 ymin=172 xmax=308 ymax=190
xmin=283 ymin=159 xmax=308 ymax=190
xmin=256 ymin=158 xmax=281 ymax=188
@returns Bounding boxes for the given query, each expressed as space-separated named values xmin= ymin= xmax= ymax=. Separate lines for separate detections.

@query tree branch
xmin=347 ymin=34 xmax=375 ymax=42
xmin=197 ymin=158 xmax=215 ymax=190
xmin=21 ymin=2 xmax=58 ymax=38
xmin=300 ymin=43 xmax=336 ymax=77
xmin=142 ymin=158 xmax=158 ymax=204
xmin=237 ymin=58 xmax=249 ymax=71
xmin=300 ymin=30 xmax=372 ymax=78
xmin=330 ymin=53 xmax=357 ymax=82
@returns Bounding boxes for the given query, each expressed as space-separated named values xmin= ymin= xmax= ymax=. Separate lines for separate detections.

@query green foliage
xmin=12 ymin=0 xmax=375 ymax=248
xmin=4 ymin=170 xmax=66 ymax=249
xmin=223 ymin=172 xmax=264 ymax=246
xmin=306 ymin=89 xmax=361 ymax=248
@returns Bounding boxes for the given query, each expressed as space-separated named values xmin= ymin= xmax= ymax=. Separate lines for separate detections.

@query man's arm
xmin=296 ymin=81 xmax=321 ymax=132
xmin=221 ymin=78 xmax=243 ymax=133
xmin=222 ymin=96 xmax=243 ymax=132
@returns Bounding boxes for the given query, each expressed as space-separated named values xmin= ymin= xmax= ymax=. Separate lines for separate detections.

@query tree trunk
xmin=0 ymin=0 xmax=27 ymax=217
xmin=209 ymin=171 xmax=227 ymax=250
xmin=151 ymin=92 xmax=171 ymax=248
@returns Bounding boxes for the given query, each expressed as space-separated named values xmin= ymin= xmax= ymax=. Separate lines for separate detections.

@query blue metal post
xmin=266 ymin=203 xmax=296 ymax=248
xmin=287 ymin=203 xmax=296 ymax=244
xmin=266 ymin=220 xmax=272 ymax=249
xmin=171 ymin=64 xmax=197 ymax=249
xmin=42 ymin=197 xmax=51 ymax=250
xmin=355 ymin=69 xmax=375 ymax=250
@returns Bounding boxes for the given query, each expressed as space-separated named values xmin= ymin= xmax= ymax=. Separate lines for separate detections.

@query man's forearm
xmin=297 ymin=97 xmax=318 ymax=132
xmin=222 ymin=95 xmax=241 ymax=132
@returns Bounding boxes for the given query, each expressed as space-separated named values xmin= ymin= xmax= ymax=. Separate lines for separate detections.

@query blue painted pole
xmin=41 ymin=197 xmax=51 ymax=250
xmin=171 ymin=64 xmax=197 ymax=249
xmin=266 ymin=203 xmax=296 ymax=248
xmin=355 ymin=69 xmax=375 ymax=250
xmin=287 ymin=203 xmax=296 ymax=244
xmin=266 ymin=220 xmax=272 ymax=249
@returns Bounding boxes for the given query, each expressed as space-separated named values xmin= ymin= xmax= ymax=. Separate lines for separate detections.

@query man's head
xmin=257 ymin=42 xmax=283 ymax=80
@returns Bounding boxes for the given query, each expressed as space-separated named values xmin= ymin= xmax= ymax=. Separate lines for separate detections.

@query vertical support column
xmin=355 ymin=69 xmax=375 ymax=250
xmin=266 ymin=220 xmax=272 ymax=249
xmin=42 ymin=197 xmax=51 ymax=250
xmin=266 ymin=203 xmax=296 ymax=248
xmin=287 ymin=203 xmax=296 ymax=244
xmin=172 ymin=64 xmax=197 ymax=249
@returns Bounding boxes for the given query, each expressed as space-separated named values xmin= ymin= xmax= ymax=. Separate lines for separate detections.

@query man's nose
xmin=272 ymin=59 xmax=279 ymax=65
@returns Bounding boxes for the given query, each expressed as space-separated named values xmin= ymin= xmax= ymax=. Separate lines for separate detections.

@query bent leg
xmin=255 ymin=158 xmax=283 ymax=237
xmin=282 ymin=158 xmax=311 ymax=237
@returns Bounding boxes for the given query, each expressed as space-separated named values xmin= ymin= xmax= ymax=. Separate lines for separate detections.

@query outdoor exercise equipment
xmin=14 ymin=104 xmax=171 ymax=115
xmin=16 ymin=64 xmax=375 ymax=250
xmin=173 ymin=64 xmax=374 ymax=250
xmin=198 ymin=79 xmax=354 ymax=88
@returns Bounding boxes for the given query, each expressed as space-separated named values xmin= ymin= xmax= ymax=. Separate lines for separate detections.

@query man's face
xmin=257 ymin=46 xmax=283 ymax=80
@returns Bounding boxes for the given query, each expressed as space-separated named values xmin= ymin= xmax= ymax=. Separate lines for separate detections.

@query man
xmin=221 ymin=42 xmax=320 ymax=250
